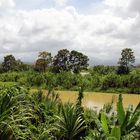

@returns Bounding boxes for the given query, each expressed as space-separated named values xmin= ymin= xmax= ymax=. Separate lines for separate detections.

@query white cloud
xmin=0 ymin=0 xmax=15 ymax=9
xmin=54 ymin=0 xmax=69 ymax=6
xmin=0 ymin=0 xmax=140 ymax=65
xmin=104 ymin=0 xmax=129 ymax=8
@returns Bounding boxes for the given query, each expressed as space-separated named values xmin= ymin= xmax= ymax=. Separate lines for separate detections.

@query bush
xmin=101 ymin=74 xmax=121 ymax=90
xmin=89 ymin=65 xmax=116 ymax=75
xmin=0 ymin=72 xmax=20 ymax=82
xmin=128 ymin=74 xmax=140 ymax=94
xmin=27 ymin=72 xmax=46 ymax=87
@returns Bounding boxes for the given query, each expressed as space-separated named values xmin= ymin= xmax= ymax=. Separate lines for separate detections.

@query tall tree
xmin=2 ymin=55 xmax=17 ymax=72
xmin=117 ymin=48 xmax=135 ymax=74
xmin=53 ymin=49 xmax=70 ymax=73
xmin=69 ymin=50 xmax=89 ymax=73
xmin=53 ymin=49 xmax=89 ymax=73
xmin=35 ymin=51 xmax=52 ymax=72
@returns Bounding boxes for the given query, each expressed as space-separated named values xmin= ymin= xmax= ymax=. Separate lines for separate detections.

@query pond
xmin=57 ymin=91 xmax=140 ymax=110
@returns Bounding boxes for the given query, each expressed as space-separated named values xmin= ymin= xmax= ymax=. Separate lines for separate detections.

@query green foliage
xmin=0 ymin=50 xmax=139 ymax=93
xmin=2 ymin=55 xmax=17 ymax=72
xmin=53 ymin=49 xmax=70 ymax=73
xmin=69 ymin=50 xmax=89 ymax=73
xmin=44 ymin=71 xmax=83 ymax=90
xmin=0 ymin=68 xmax=139 ymax=93
xmin=117 ymin=65 xmax=129 ymax=75
xmin=117 ymin=94 xmax=125 ymax=126
xmin=55 ymin=104 xmax=86 ymax=140
xmin=35 ymin=51 xmax=52 ymax=72
xmin=27 ymin=72 xmax=46 ymax=87
xmin=110 ymin=127 xmax=120 ymax=140
xmin=84 ymin=109 xmax=98 ymax=130
xmin=129 ymin=73 xmax=140 ymax=93
xmin=0 ymin=86 xmax=32 ymax=139
xmin=0 ymin=86 xmax=139 ymax=139
xmin=30 ymin=89 xmax=61 ymax=139
xmin=0 ymin=72 xmax=20 ymax=82
xmin=87 ymin=94 xmax=140 ymax=140
xmin=116 ymin=95 xmax=140 ymax=139
xmin=0 ymin=50 xmax=139 ymax=139
xmin=117 ymin=48 xmax=135 ymax=74
xmin=101 ymin=113 xmax=109 ymax=137
xmin=1 ymin=55 xmax=28 ymax=72
xmin=53 ymin=49 xmax=89 ymax=73
xmin=90 ymin=65 xmax=116 ymax=75
xmin=101 ymin=74 xmax=121 ymax=90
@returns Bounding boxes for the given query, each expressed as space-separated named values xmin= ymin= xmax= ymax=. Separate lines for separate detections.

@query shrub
xmin=0 ymin=72 xmax=20 ymax=82
xmin=128 ymin=74 xmax=140 ymax=93
xmin=27 ymin=72 xmax=46 ymax=87
xmin=101 ymin=74 xmax=121 ymax=90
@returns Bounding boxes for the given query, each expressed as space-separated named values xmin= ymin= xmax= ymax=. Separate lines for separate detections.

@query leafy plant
xmin=55 ymin=104 xmax=86 ymax=140
xmin=0 ymin=86 xmax=33 ymax=139
xmin=117 ymin=94 xmax=140 ymax=138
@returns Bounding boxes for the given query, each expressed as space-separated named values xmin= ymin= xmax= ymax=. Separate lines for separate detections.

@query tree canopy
xmin=53 ymin=49 xmax=89 ymax=73
xmin=69 ymin=50 xmax=89 ymax=73
xmin=35 ymin=51 xmax=52 ymax=72
xmin=117 ymin=48 xmax=135 ymax=74
xmin=2 ymin=55 xmax=18 ymax=72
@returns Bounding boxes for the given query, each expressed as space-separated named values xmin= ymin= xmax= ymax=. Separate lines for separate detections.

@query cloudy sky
xmin=0 ymin=0 xmax=140 ymax=65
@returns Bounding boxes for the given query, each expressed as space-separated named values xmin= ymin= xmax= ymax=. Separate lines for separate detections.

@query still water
xmin=57 ymin=91 xmax=140 ymax=110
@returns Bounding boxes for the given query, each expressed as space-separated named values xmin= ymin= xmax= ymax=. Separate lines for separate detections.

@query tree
xmin=2 ymin=55 xmax=17 ymax=72
xmin=35 ymin=51 xmax=52 ymax=72
xmin=53 ymin=49 xmax=70 ymax=73
xmin=53 ymin=49 xmax=89 ymax=73
xmin=15 ymin=59 xmax=27 ymax=71
xmin=117 ymin=48 xmax=135 ymax=74
xmin=69 ymin=50 xmax=89 ymax=73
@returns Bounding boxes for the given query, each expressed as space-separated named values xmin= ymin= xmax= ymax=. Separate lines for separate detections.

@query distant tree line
xmin=35 ymin=49 xmax=89 ymax=73
xmin=0 ymin=54 xmax=32 ymax=72
xmin=0 ymin=48 xmax=139 ymax=93
xmin=0 ymin=48 xmax=137 ymax=75
xmin=0 ymin=49 xmax=89 ymax=73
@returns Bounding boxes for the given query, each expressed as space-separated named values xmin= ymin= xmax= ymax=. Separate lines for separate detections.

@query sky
xmin=0 ymin=0 xmax=140 ymax=65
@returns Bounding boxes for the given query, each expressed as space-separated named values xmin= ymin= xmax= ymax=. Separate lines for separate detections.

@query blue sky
xmin=0 ymin=0 xmax=140 ymax=65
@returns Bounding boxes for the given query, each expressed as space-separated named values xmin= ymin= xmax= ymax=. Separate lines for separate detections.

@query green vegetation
xmin=117 ymin=48 xmax=135 ymax=75
xmin=35 ymin=51 xmax=52 ymax=72
xmin=0 ymin=86 xmax=139 ymax=139
xmin=52 ymin=49 xmax=89 ymax=73
xmin=0 ymin=69 xmax=139 ymax=93
xmin=0 ymin=48 xmax=139 ymax=139
xmin=0 ymin=48 xmax=139 ymax=94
